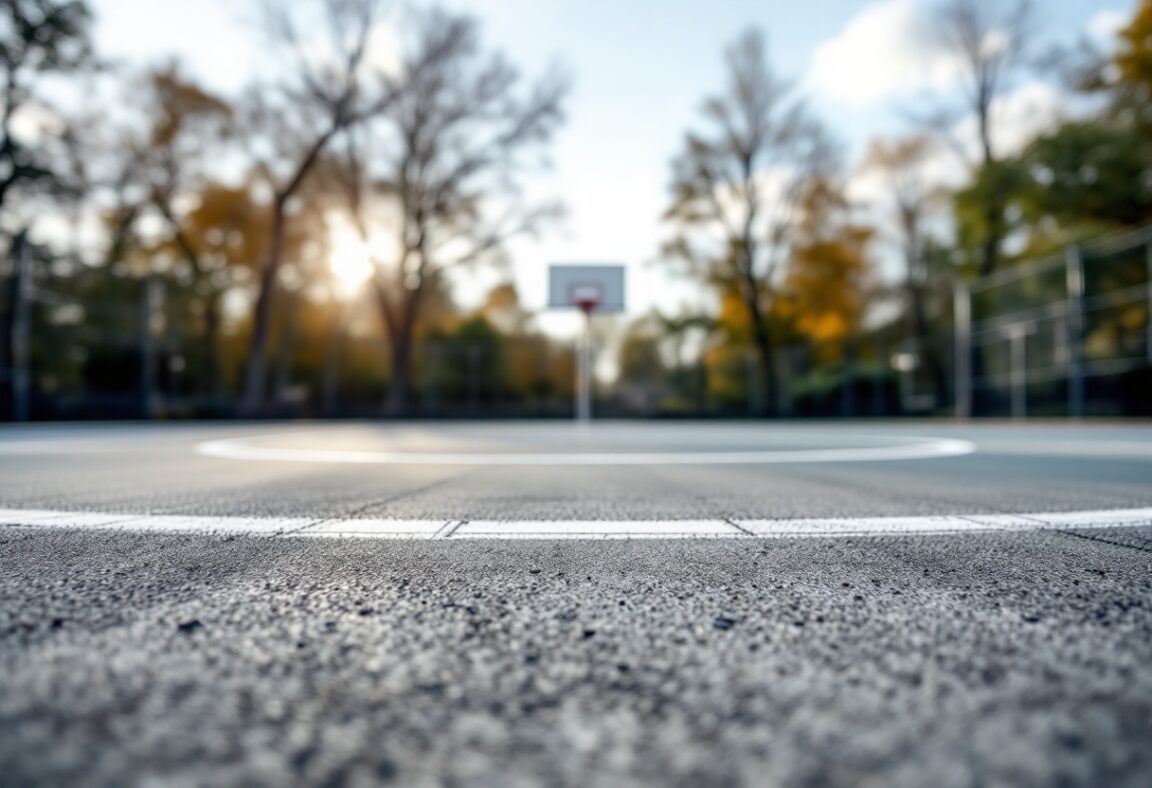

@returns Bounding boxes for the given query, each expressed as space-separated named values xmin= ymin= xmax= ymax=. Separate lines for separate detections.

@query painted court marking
xmin=194 ymin=435 xmax=978 ymax=465
xmin=3 ymin=507 xmax=1151 ymax=540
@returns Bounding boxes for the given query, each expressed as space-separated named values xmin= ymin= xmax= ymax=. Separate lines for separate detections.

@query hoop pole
xmin=577 ymin=308 xmax=592 ymax=424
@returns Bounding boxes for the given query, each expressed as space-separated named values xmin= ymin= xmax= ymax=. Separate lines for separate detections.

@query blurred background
xmin=0 ymin=0 xmax=1149 ymax=421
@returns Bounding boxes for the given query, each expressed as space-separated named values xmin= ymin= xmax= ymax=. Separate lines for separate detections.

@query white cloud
xmin=1088 ymin=9 xmax=1127 ymax=42
xmin=806 ymin=0 xmax=962 ymax=106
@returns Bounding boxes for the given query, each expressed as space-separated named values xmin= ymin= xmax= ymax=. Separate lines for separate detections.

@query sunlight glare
xmin=328 ymin=224 xmax=373 ymax=295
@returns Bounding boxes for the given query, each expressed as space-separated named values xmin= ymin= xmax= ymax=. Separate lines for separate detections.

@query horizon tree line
xmin=1 ymin=0 xmax=1150 ymax=419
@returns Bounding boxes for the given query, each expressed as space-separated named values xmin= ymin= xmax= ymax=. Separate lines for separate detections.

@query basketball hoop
xmin=569 ymin=283 xmax=603 ymax=315
xmin=547 ymin=264 xmax=626 ymax=424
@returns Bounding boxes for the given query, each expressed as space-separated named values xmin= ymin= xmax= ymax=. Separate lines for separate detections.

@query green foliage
xmin=975 ymin=2 xmax=1152 ymax=257
xmin=0 ymin=0 xmax=93 ymax=214
xmin=616 ymin=318 xmax=668 ymax=410
xmin=0 ymin=0 xmax=91 ymax=75
xmin=425 ymin=315 xmax=505 ymax=404
xmin=951 ymin=159 xmax=1030 ymax=272
xmin=1017 ymin=120 xmax=1152 ymax=238
xmin=1083 ymin=0 xmax=1152 ymax=131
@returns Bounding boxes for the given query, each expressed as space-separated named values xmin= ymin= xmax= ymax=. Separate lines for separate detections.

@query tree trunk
xmin=752 ymin=331 xmax=776 ymax=417
xmin=2 ymin=230 xmax=30 ymax=420
xmin=385 ymin=299 xmax=420 ymax=417
xmin=740 ymin=264 xmax=776 ymax=417
xmin=321 ymin=311 xmax=343 ymax=418
xmin=980 ymin=198 xmax=1003 ymax=277
xmin=374 ymin=276 xmax=424 ymax=419
xmin=272 ymin=296 xmax=298 ymax=404
xmin=977 ymin=107 xmax=1002 ymax=277
xmin=240 ymin=204 xmax=287 ymax=414
xmin=0 ymin=235 xmax=17 ymax=417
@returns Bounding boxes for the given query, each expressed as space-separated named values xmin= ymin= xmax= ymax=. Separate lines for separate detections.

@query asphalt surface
xmin=2 ymin=421 xmax=1151 ymax=786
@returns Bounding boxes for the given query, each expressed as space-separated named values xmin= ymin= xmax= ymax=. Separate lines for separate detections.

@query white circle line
xmin=193 ymin=435 xmax=978 ymax=465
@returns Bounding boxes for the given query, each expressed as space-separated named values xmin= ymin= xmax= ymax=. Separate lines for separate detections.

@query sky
xmin=89 ymin=0 xmax=1134 ymax=336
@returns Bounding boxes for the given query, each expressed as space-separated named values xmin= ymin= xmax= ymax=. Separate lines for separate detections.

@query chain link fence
xmin=958 ymin=227 xmax=1152 ymax=418
xmin=610 ymin=228 xmax=1151 ymax=419
xmin=3 ymin=228 xmax=1150 ymax=420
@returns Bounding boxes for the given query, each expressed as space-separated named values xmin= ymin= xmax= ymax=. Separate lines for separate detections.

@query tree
xmin=0 ymin=0 xmax=92 ymax=417
xmin=664 ymin=28 xmax=829 ymax=415
xmin=616 ymin=315 xmax=668 ymax=411
xmin=74 ymin=64 xmax=246 ymax=401
xmin=927 ymin=0 xmax=1035 ymax=275
xmin=780 ymin=177 xmax=874 ymax=352
xmin=145 ymin=182 xmax=269 ymax=397
xmin=997 ymin=1 xmax=1152 ymax=252
xmin=480 ymin=282 xmax=529 ymax=336
xmin=0 ymin=0 xmax=92 ymax=226
xmin=862 ymin=135 xmax=950 ymax=401
xmin=1081 ymin=0 xmax=1152 ymax=132
xmin=240 ymin=0 xmax=393 ymax=413
xmin=339 ymin=8 xmax=567 ymax=415
xmin=656 ymin=311 xmax=712 ymax=398
xmin=1013 ymin=120 xmax=1152 ymax=245
xmin=137 ymin=66 xmax=237 ymax=393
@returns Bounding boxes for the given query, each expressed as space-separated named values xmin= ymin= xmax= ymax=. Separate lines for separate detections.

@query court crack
xmin=1054 ymin=529 xmax=1152 ymax=555
xmin=287 ymin=472 xmax=479 ymax=535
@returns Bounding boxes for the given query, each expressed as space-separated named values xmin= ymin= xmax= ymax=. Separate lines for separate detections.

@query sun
xmin=327 ymin=223 xmax=374 ymax=295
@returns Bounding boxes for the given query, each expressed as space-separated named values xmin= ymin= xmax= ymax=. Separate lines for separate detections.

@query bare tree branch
xmin=336 ymin=7 xmax=568 ymax=414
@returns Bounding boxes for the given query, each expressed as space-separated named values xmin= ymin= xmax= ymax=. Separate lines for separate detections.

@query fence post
xmin=776 ymin=347 xmax=792 ymax=417
xmin=873 ymin=341 xmax=884 ymax=417
xmin=1145 ymin=236 xmax=1152 ymax=362
xmin=953 ymin=282 xmax=971 ymax=419
xmin=10 ymin=229 xmax=30 ymax=422
xmin=746 ymin=348 xmax=758 ymax=416
xmin=468 ymin=343 xmax=481 ymax=415
xmin=421 ymin=341 xmax=437 ymax=416
xmin=1065 ymin=245 xmax=1085 ymax=419
xmin=840 ymin=341 xmax=855 ymax=418
xmin=1008 ymin=323 xmax=1028 ymax=421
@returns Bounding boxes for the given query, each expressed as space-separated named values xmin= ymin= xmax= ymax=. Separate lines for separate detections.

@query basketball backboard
xmin=548 ymin=265 xmax=625 ymax=314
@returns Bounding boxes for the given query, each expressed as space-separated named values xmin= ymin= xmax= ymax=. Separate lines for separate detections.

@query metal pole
xmin=840 ymin=341 xmax=854 ymax=418
xmin=746 ymin=348 xmax=757 ymax=416
xmin=1009 ymin=324 xmax=1027 ymax=421
xmin=576 ymin=311 xmax=592 ymax=424
xmin=698 ymin=359 xmax=706 ymax=414
xmin=468 ymin=343 xmax=480 ymax=415
xmin=421 ymin=341 xmax=436 ymax=415
xmin=777 ymin=346 xmax=791 ymax=417
xmin=899 ymin=342 xmax=914 ymax=414
xmin=1145 ymin=237 xmax=1152 ymax=362
xmin=1065 ymin=245 xmax=1085 ymax=419
xmin=873 ymin=341 xmax=884 ymax=417
xmin=11 ymin=230 xmax=30 ymax=422
xmin=953 ymin=282 xmax=971 ymax=420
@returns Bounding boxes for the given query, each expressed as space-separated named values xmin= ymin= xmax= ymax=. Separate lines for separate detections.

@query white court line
xmin=194 ymin=435 xmax=977 ymax=465
xmin=2 ymin=507 xmax=1151 ymax=540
